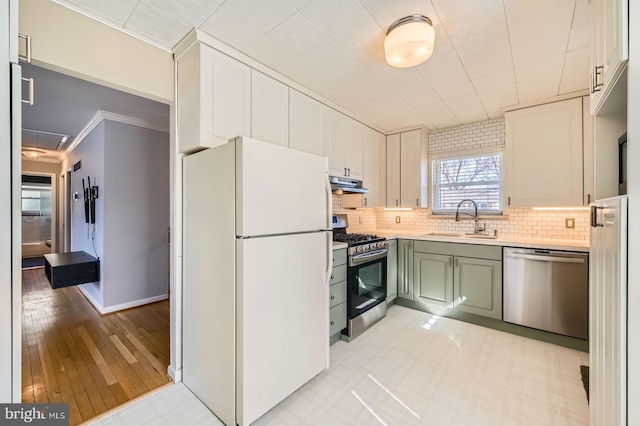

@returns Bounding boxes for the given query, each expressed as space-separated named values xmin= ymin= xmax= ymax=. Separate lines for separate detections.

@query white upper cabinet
xmin=289 ymin=90 xmax=325 ymax=157
xmin=363 ymin=130 xmax=386 ymax=208
xmin=346 ymin=120 xmax=364 ymax=181
xmin=343 ymin=128 xmax=386 ymax=208
xmin=386 ymin=129 xmax=428 ymax=208
xmin=325 ymin=109 xmax=363 ymax=180
xmin=505 ymin=98 xmax=584 ymax=207
xmin=177 ymin=43 xmax=251 ymax=153
xmin=251 ymin=71 xmax=288 ymax=147
xmin=589 ymin=0 xmax=628 ymax=114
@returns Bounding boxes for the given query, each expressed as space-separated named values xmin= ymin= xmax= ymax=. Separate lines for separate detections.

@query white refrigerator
xmin=589 ymin=195 xmax=627 ymax=426
xmin=182 ymin=137 xmax=332 ymax=426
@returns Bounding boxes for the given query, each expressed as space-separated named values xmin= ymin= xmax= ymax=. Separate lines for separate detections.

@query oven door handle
xmin=349 ymin=249 xmax=388 ymax=267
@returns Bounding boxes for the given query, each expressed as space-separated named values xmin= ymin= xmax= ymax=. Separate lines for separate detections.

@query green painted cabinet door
xmin=397 ymin=240 xmax=414 ymax=300
xmin=414 ymin=252 xmax=454 ymax=307
xmin=386 ymin=239 xmax=398 ymax=302
xmin=453 ymin=256 xmax=502 ymax=319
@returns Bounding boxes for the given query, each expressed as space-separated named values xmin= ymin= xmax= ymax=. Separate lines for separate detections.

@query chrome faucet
xmin=455 ymin=199 xmax=485 ymax=234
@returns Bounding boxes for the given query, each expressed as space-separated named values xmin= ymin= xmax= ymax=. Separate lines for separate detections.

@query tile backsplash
xmin=331 ymin=117 xmax=589 ymax=241
xmin=333 ymin=200 xmax=589 ymax=241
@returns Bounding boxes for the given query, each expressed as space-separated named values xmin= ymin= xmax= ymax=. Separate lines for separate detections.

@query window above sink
xmin=431 ymin=149 xmax=504 ymax=216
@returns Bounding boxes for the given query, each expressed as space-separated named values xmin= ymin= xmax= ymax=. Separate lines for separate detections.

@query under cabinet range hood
xmin=330 ymin=176 xmax=369 ymax=194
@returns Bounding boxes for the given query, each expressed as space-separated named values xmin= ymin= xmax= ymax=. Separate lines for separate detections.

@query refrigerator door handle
xmin=591 ymin=205 xmax=604 ymax=227
xmin=324 ymin=173 xmax=332 ymax=230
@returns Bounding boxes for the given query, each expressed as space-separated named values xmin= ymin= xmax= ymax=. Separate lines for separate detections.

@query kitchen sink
xmin=464 ymin=234 xmax=499 ymax=239
xmin=424 ymin=232 xmax=464 ymax=237
xmin=423 ymin=232 xmax=499 ymax=240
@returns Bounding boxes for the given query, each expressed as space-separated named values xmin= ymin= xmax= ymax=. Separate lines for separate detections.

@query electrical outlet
xmin=358 ymin=215 xmax=362 ymax=225
xmin=565 ymin=218 xmax=575 ymax=229
xmin=395 ymin=216 xmax=401 ymax=224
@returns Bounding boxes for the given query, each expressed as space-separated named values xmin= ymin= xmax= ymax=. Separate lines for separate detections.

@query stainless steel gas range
xmin=332 ymin=214 xmax=388 ymax=340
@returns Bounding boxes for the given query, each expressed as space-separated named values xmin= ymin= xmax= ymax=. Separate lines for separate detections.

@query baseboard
xmin=78 ymin=288 xmax=168 ymax=315
xmin=168 ymin=365 xmax=182 ymax=382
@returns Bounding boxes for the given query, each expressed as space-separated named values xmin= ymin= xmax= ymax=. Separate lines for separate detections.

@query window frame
xmin=429 ymin=147 xmax=505 ymax=215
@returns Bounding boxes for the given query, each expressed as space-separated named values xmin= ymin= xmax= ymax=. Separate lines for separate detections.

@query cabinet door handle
xmin=330 ymin=320 xmax=335 ymax=326
xmin=364 ymin=197 xmax=367 ymax=206
xmin=348 ymin=168 xmax=351 ymax=176
xmin=594 ymin=65 xmax=603 ymax=92
xmin=396 ymin=199 xmax=399 ymax=206
xmin=21 ymin=77 xmax=34 ymax=105
xmin=455 ymin=258 xmax=458 ymax=268
xmin=416 ymin=198 xmax=419 ymax=206
xmin=331 ymin=274 xmax=335 ymax=279
xmin=587 ymin=194 xmax=591 ymax=204
xmin=18 ymin=34 xmax=32 ymax=63
xmin=507 ymin=196 xmax=511 ymax=206
xmin=330 ymin=295 xmax=335 ymax=300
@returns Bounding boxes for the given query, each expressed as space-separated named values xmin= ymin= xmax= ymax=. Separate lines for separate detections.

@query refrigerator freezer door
xmin=235 ymin=137 xmax=330 ymax=237
xmin=236 ymin=231 xmax=330 ymax=426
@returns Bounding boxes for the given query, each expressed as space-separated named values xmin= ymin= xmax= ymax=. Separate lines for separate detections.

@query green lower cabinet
xmin=397 ymin=240 xmax=414 ymax=300
xmin=329 ymin=302 xmax=347 ymax=336
xmin=386 ymin=239 xmax=398 ymax=302
xmin=453 ymin=256 xmax=502 ymax=319
xmin=330 ymin=248 xmax=348 ymax=345
xmin=409 ymin=241 xmax=503 ymax=320
xmin=413 ymin=252 xmax=454 ymax=307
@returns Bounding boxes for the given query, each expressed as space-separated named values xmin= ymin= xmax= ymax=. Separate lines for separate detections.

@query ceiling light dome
xmin=384 ymin=15 xmax=435 ymax=68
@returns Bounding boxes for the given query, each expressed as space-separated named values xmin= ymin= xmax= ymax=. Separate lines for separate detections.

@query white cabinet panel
xmin=386 ymin=133 xmax=401 ymax=208
xmin=400 ymin=129 xmax=422 ymax=208
xmin=589 ymin=0 xmax=628 ymax=113
xmin=582 ymin=97 xmax=595 ymax=205
xmin=505 ymin=98 xmax=584 ymax=207
xmin=177 ymin=43 xmax=251 ymax=153
xmin=326 ymin=107 xmax=346 ymax=177
xmin=362 ymin=129 xmax=386 ymax=208
xmin=251 ymin=71 xmax=288 ymax=146
xmin=386 ymin=129 xmax=428 ymax=208
xmin=326 ymin=108 xmax=364 ymax=179
xmin=289 ymin=90 xmax=325 ymax=157
xmin=346 ymin=120 xmax=363 ymax=180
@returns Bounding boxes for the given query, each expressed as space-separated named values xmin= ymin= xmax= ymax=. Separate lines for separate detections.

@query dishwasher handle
xmin=504 ymin=253 xmax=585 ymax=264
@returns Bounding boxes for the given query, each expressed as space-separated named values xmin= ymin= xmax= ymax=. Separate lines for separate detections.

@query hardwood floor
xmin=21 ymin=268 xmax=172 ymax=425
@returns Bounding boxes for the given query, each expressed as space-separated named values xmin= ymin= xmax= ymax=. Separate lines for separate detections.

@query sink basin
xmin=464 ymin=234 xmax=499 ymax=239
xmin=424 ymin=232 xmax=464 ymax=237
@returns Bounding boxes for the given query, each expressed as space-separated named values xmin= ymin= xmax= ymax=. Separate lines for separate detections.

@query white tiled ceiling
xmin=52 ymin=0 xmax=591 ymax=133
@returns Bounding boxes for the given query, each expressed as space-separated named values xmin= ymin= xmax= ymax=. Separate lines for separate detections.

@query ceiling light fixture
xmin=384 ymin=15 xmax=435 ymax=68
xmin=21 ymin=148 xmax=46 ymax=159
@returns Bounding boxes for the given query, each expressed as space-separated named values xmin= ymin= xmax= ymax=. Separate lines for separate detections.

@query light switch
xmin=565 ymin=218 xmax=575 ymax=229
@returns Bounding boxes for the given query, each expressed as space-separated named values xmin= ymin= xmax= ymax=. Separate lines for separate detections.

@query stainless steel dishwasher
xmin=503 ymin=248 xmax=589 ymax=339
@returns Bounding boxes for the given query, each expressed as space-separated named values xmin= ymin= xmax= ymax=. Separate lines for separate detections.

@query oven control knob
xmin=357 ymin=246 xmax=364 ymax=253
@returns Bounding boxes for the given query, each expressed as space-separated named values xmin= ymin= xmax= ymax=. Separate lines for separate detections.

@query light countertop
xmin=332 ymin=241 xmax=348 ymax=250
xmin=364 ymin=231 xmax=589 ymax=252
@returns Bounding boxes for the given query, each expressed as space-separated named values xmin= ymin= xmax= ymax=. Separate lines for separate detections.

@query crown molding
xmin=65 ymin=110 xmax=170 ymax=155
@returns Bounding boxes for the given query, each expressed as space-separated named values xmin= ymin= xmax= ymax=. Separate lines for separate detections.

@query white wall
xmin=64 ymin=119 xmax=170 ymax=312
xmin=103 ymin=121 xmax=169 ymax=307
xmin=19 ymin=0 xmax=174 ymax=103
xmin=66 ymin=122 xmax=105 ymax=306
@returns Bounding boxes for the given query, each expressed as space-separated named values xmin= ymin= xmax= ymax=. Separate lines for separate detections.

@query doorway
xmin=20 ymin=174 xmax=53 ymax=269
xmin=19 ymin=63 xmax=172 ymax=424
